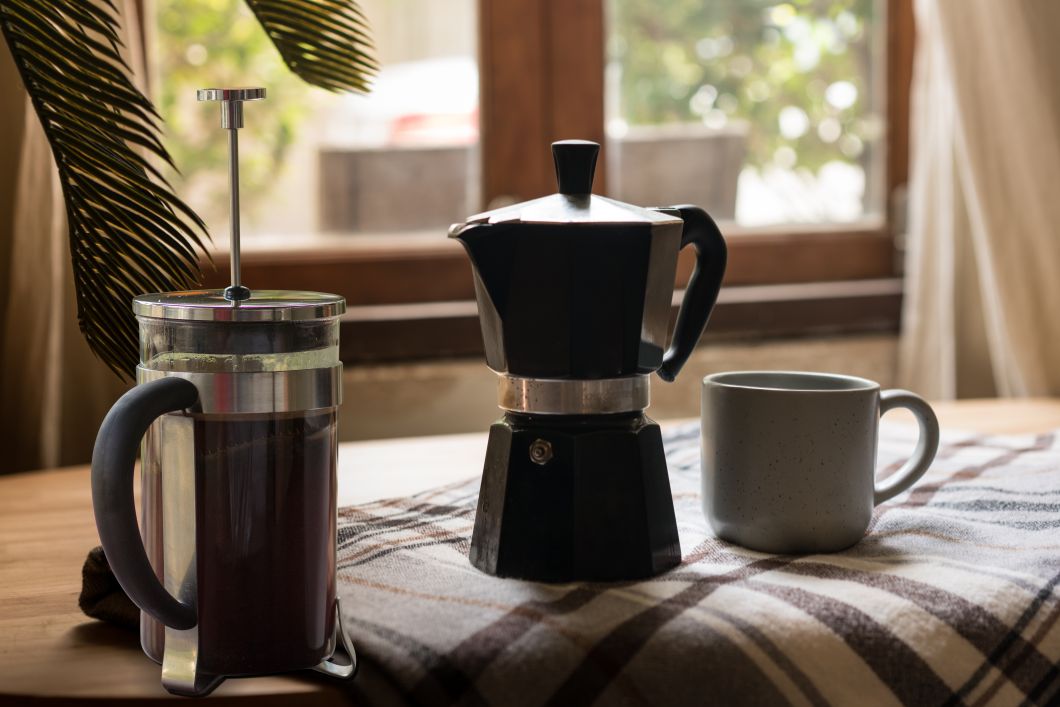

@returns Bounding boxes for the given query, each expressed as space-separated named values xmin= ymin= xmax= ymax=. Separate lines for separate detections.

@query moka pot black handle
xmin=91 ymin=376 xmax=199 ymax=630
xmin=657 ymin=205 xmax=727 ymax=382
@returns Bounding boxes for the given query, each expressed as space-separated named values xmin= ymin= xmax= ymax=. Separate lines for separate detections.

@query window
xmin=605 ymin=0 xmax=886 ymax=227
xmin=154 ymin=0 xmax=913 ymax=361
xmin=156 ymin=0 xmax=479 ymax=242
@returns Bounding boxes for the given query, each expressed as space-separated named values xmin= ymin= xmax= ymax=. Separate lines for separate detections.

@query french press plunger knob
xmin=196 ymin=87 xmax=266 ymax=301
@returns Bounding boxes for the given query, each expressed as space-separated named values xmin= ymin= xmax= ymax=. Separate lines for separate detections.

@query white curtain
xmin=899 ymin=0 xmax=1060 ymax=399
xmin=0 ymin=1 xmax=149 ymax=472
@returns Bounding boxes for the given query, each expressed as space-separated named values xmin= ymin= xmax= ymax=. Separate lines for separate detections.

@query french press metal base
xmin=159 ymin=602 xmax=358 ymax=697
xmin=469 ymin=375 xmax=681 ymax=582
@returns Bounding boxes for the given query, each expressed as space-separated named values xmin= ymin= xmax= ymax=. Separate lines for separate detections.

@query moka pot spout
xmin=448 ymin=220 xmax=510 ymax=371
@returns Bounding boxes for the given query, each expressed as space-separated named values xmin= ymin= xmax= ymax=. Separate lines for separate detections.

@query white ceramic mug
xmin=701 ymin=371 xmax=940 ymax=553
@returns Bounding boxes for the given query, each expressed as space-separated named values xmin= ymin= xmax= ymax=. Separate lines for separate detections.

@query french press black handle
xmin=91 ymin=377 xmax=199 ymax=630
xmin=657 ymin=205 xmax=727 ymax=382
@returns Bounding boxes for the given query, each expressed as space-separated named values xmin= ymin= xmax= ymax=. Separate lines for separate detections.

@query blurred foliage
xmin=159 ymin=0 xmax=879 ymax=227
xmin=609 ymin=0 xmax=881 ymax=172
xmin=156 ymin=0 xmax=314 ymax=226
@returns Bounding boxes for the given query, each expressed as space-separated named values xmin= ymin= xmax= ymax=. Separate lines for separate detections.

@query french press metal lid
xmin=133 ymin=290 xmax=345 ymax=322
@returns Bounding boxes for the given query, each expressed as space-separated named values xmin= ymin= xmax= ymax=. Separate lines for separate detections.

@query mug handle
xmin=91 ymin=377 xmax=199 ymax=630
xmin=657 ymin=205 xmax=727 ymax=382
xmin=874 ymin=389 xmax=940 ymax=505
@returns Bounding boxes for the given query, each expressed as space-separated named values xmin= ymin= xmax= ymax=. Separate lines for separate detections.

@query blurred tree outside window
xmin=154 ymin=0 xmax=883 ymax=241
xmin=155 ymin=0 xmax=314 ymax=236
xmin=154 ymin=0 xmax=479 ymax=243
xmin=607 ymin=0 xmax=885 ymax=226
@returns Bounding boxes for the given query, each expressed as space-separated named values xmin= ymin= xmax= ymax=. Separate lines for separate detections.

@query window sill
xmin=339 ymin=278 xmax=902 ymax=365
xmin=202 ymin=221 xmax=896 ymax=306
xmin=198 ymin=223 xmax=900 ymax=364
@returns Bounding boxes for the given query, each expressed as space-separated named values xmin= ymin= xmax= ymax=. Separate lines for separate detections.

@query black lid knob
xmin=552 ymin=140 xmax=599 ymax=195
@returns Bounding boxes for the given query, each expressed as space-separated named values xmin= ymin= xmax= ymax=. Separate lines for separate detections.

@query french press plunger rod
xmin=196 ymin=87 xmax=265 ymax=301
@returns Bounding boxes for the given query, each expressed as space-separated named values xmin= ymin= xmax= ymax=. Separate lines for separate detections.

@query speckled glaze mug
xmin=701 ymin=371 xmax=940 ymax=554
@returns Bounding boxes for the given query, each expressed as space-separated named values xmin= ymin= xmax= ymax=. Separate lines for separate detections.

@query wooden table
xmin=2 ymin=399 xmax=1059 ymax=705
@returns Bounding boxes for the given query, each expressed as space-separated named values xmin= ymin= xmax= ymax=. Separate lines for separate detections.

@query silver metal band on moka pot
xmin=497 ymin=373 xmax=650 ymax=415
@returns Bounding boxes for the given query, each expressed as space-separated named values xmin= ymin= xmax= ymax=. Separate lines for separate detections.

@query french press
xmin=451 ymin=140 xmax=727 ymax=582
xmin=91 ymin=89 xmax=354 ymax=696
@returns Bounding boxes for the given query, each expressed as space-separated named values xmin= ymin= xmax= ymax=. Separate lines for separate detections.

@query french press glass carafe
xmin=94 ymin=291 xmax=352 ymax=696
xmin=91 ymin=88 xmax=354 ymax=696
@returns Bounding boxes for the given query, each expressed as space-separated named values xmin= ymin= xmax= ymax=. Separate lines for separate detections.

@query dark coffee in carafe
xmin=193 ymin=411 xmax=337 ymax=676
xmin=140 ymin=409 xmax=338 ymax=676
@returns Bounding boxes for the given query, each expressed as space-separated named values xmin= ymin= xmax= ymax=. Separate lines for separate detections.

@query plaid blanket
xmin=337 ymin=423 xmax=1060 ymax=707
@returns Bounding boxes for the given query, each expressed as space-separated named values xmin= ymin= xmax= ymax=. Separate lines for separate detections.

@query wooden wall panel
xmin=887 ymin=0 xmax=915 ymax=195
xmin=544 ymin=0 xmax=607 ymax=189
xmin=479 ymin=0 xmax=605 ymax=206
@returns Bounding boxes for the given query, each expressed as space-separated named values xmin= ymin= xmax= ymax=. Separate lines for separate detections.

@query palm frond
xmin=0 ymin=0 xmax=209 ymax=379
xmin=245 ymin=0 xmax=378 ymax=93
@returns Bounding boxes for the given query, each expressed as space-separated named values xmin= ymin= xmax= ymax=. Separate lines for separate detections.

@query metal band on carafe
xmin=137 ymin=365 xmax=342 ymax=414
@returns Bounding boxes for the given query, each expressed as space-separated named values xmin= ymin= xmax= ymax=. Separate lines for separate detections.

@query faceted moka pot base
xmin=469 ymin=412 xmax=681 ymax=582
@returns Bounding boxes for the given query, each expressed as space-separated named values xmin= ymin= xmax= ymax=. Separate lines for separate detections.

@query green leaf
xmin=0 ymin=0 xmax=378 ymax=379
xmin=0 ymin=0 xmax=208 ymax=379
xmin=244 ymin=0 xmax=378 ymax=94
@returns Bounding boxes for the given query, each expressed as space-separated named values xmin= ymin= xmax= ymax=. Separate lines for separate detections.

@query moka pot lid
xmin=450 ymin=140 xmax=682 ymax=230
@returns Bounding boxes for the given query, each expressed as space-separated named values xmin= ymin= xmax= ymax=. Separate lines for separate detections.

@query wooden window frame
xmin=203 ymin=0 xmax=915 ymax=363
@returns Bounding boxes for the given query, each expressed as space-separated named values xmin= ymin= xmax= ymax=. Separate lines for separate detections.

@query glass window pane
xmin=155 ymin=0 xmax=479 ymax=245
xmin=605 ymin=0 xmax=885 ymax=226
